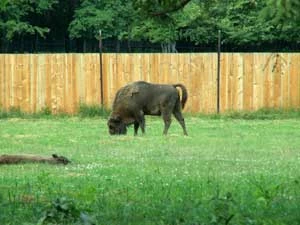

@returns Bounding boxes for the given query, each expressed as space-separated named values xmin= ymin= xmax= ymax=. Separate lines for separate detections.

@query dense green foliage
xmin=1 ymin=116 xmax=300 ymax=224
xmin=0 ymin=0 xmax=299 ymax=52
xmin=0 ymin=0 xmax=57 ymax=51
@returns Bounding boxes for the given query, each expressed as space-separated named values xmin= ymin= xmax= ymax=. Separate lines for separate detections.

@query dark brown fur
xmin=0 ymin=154 xmax=70 ymax=165
xmin=108 ymin=81 xmax=188 ymax=135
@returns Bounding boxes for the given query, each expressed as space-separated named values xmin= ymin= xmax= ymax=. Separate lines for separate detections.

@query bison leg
xmin=173 ymin=101 xmax=188 ymax=135
xmin=173 ymin=110 xmax=188 ymax=135
xmin=134 ymin=121 xmax=139 ymax=136
xmin=161 ymin=100 xmax=176 ymax=135
xmin=134 ymin=111 xmax=145 ymax=135
xmin=162 ymin=111 xmax=172 ymax=135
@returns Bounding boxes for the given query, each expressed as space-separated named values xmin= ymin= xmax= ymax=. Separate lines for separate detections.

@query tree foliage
xmin=133 ymin=0 xmax=192 ymax=16
xmin=1 ymin=0 xmax=299 ymax=52
xmin=262 ymin=0 xmax=300 ymax=23
xmin=0 ymin=0 xmax=57 ymax=40
xmin=68 ymin=0 xmax=134 ymax=40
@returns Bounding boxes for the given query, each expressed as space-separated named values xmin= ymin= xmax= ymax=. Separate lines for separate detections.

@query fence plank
xmin=149 ymin=53 xmax=159 ymax=84
xmin=208 ymin=53 xmax=217 ymax=113
xmin=190 ymin=54 xmax=201 ymax=112
xmin=253 ymin=54 xmax=261 ymax=110
xmin=263 ymin=54 xmax=271 ymax=108
xmin=220 ymin=53 xmax=228 ymax=112
xmin=0 ymin=55 xmax=5 ymax=108
xmin=141 ymin=54 xmax=150 ymax=82
xmin=290 ymin=54 xmax=300 ymax=107
xmin=178 ymin=54 xmax=189 ymax=111
xmin=282 ymin=54 xmax=289 ymax=108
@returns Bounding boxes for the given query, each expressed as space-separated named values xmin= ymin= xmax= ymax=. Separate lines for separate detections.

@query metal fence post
xmin=217 ymin=30 xmax=221 ymax=113
xmin=99 ymin=30 xmax=104 ymax=109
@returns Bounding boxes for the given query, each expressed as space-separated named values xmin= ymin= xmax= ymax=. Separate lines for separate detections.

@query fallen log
xmin=0 ymin=154 xmax=70 ymax=165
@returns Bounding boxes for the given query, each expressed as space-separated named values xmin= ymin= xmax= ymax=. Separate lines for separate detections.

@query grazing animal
xmin=0 ymin=154 xmax=70 ymax=165
xmin=108 ymin=81 xmax=188 ymax=135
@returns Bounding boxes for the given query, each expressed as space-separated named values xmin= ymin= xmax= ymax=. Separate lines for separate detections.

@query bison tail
xmin=173 ymin=84 xmax=188 ymax=109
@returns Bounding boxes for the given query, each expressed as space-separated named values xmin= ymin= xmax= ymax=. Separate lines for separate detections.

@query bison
xmin=107 ymin=81 xmax=188 ymax=136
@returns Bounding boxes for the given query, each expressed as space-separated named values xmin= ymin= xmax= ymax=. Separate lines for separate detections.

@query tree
xmin=131 ymin=0 xmax=199 ymax=52
xmin=132 ymin=0 xmax=300 ymax=51
xmin=260 ymin=0 xmax=300 ymax=45
xmin=0 ymin=0 xmax=57 ymax=51
xmin=262 ymin=0 xmax=300 ymax=23
xmin=1 ymin=0 xmax=299 ymax=53
xmin=68 ymin=0 xmax=135 ymax=52
xmin=178 ymin=0 xmax=220 ymax=45
xmin=217 ymin=0 xmax=268 ymax=45
xmin=133 ymin=0 xmax=192 ymax=16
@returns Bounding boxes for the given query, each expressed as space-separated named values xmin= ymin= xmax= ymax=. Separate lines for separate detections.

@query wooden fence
xmin=0 ymin=53 xmax=299 ymax=114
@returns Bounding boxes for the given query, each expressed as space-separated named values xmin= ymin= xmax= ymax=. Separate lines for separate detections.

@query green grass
xmin=0 ymin=115 xmax=300 ymax=224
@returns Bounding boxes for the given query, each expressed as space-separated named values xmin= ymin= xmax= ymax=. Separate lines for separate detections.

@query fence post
xmin=217 ymin=30 xmax=221 ymax=113
xmin=99 ymin=30 xmax=104 ymax=109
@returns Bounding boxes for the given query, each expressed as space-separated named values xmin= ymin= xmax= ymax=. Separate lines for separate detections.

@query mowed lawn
xmin=0 ymin=116 xmax=300 ymax=225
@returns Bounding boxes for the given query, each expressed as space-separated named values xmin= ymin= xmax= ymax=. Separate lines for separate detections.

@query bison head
xmin=107 ymin=115 xmax=127 ymax=135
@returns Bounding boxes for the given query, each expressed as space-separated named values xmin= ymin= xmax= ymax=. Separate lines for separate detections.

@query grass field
xmin=1 ymin=114 xmax=300 ymax=225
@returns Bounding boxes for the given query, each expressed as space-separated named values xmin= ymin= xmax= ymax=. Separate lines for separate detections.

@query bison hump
xmin=117 ymin=83 xmax=140 ymax=99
